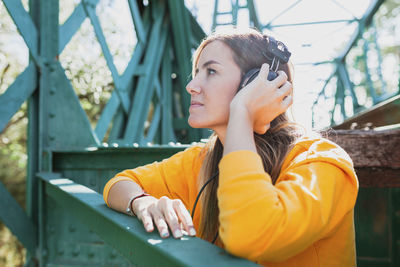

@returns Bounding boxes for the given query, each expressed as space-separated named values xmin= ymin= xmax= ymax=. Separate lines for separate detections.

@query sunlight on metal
xmin=147 ymin=239 xmax=163 ymax=245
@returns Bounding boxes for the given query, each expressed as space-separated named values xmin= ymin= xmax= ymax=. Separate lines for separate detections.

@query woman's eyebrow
xmin=200 ymin=60 xmax=221 ymax=68
xmin=195 ymin=60 xmax=221 ymax=73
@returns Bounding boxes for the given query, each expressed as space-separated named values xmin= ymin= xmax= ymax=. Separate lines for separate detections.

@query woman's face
xmin=186 ymin=41 xmax=242 ymax=134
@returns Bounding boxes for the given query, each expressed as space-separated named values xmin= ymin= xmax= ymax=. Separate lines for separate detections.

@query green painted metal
xmin=211 ymin=0 xmax=397 ymax=128
xmin=212 ymin=0 xmax=256 ymax=29
xmin=0 ymin=0 xmax=231 ymax=265
xmin=167 ymin=0 xmax=203 ymax=143
xmin=0 ymin=63 xmax=37 ymax=132
xmin=1 ymin=0 xmax=398 ymax=265
xmin=45 ymin=62 xmax=100 ymax=149
xmin=161 ymin=41 xmax=177 ymax=143
xmin=354 ymin=188 xmax=400 ymax=267
xmin=38 ymin=172 xmax=258 ymax=266
xmin=58 ymin=1 xmax=89 ymax=54
xmin=2 ymin=0 xmax=39 ymax=63
xmin=83 ymin=0 xmax=131 ymax=112
xmin=0 ymin=181 xmax=37 ymax=254
xmin=333 ymin=94 xmax=400 ymax=129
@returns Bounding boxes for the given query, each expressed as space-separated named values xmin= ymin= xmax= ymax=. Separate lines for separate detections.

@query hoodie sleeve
xmin=103 ymin=144 xmax=204 ymax=209
xmin=217 ymin=138 xmax=358 ymax=262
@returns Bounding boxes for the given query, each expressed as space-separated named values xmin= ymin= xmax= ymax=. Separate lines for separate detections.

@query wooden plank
xmin=331 ymin=128 xmax=400 ymax=188
xmin=355 ymin=168 xmax=400 ymax=188
xmin=330 ymin=128 xmax=400 ymax=168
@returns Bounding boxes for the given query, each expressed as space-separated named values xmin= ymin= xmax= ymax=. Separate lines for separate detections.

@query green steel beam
xmin=263 ymin=0 xmax=302 ymax=30
xmin=247 ymin=0 xmax=261 ymax=30
xmin=337 ymin=61 xmax=360 ymax=110
xmin=0 ymin=63 xmax=37 ymax=133
xmin=312 ymin=0 xmax=386 ymax=127
xmin=3 ymin=0 xmax=39 ymax=63
xmin=167 ymin=0 xmax=192 ymax=113
xmin=124 ymin=2 xmax=167 ymax=143
xmin=0 ymin=181 xmax=37 ymax=254
xmin=37 ymin=172 xmax=258 ymax=266
xmin=45 ymin=63 xmax=100 ymax=149
xmin=167 ymin=0 xmax=201 ymax=142
xmin=59 ymin=1 xmax=95 ymax=54
xmin=337 ymin=0 xmax=384 ymax=60
xmin=268 ymin=19 xmax=357 ymax=28
xmin=82 ymin=0 xmax=130 ymax=113
xmin=370 ymin=22 xmax=387 ymax=97
xmin=128 ymin=0 xmax=147 ymax=43
xmin=95 ymin=7 xmax=151 ymax=142
xmin=24 ymin=2 xmax=40 ymax=265
xmin=52 ymin=146 xmax=186 ymax=171
xmin=94 ymin=43 xmax=146 ymax=141
xmin=161 ymin=41 xmax=177 ymax=143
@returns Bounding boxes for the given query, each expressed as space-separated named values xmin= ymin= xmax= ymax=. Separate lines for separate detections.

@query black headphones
xmin=239 ymin=36 xmax=291 ymax=89
xmin=190 ymin=36 xmax=291 ymax=245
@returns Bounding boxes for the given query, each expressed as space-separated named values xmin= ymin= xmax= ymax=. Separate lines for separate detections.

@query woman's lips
xmin=190 ymin=101 xmax=203 ymax=107
xmin=189 ymin=102 xmax=203 ymax=110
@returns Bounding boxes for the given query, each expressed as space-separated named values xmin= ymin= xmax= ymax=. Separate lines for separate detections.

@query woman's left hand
xmin=230 ymin=63 xmax=293 ymax=134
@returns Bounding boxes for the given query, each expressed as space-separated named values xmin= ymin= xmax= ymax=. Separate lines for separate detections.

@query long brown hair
xmin=192 ymin=29 xmax=303 ymax=242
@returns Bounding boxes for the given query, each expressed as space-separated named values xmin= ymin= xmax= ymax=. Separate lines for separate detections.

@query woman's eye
xmin=207 ymin=68 xmax=216 ymax=75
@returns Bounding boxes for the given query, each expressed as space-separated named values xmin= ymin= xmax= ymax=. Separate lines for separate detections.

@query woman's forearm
xmin=223 ymin=105 xmax=257 ymax=156
xmin=107 ymin=179 xmax=145 ymax=213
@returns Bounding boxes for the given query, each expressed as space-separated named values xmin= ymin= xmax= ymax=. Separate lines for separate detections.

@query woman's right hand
xmin=231 ymin=63 xmax=293 ymax=134
xmin=132 ymin=195 xmax=197 ymax=239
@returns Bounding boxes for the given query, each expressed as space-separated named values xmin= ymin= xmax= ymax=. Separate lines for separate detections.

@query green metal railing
xmin=0 ymin=0 xmax=257 ymax=265
xmin=1 ymin=0 xmax=399 ymax=265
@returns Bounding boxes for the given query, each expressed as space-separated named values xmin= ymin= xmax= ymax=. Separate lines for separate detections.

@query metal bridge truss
xmin=211 ymin=0 xmax=400 ymax=129
xmin=0 ymin=0 xmax=254 ymax=266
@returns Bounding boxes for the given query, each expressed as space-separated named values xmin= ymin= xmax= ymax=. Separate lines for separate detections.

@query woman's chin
xmin=188 ymin=118 xmax=205 ymax=129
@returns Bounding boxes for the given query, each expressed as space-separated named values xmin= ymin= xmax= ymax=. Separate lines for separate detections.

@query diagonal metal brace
xmin=0 ymin=181 xmax=37 ymax=254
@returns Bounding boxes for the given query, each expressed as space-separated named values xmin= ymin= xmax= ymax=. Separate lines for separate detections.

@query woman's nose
xmin=186 ymin=79 xmax=201 ymax=95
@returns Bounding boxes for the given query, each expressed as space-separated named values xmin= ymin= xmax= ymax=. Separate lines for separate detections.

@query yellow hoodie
xmin=103 ymin=136 xmax=358 ymax=266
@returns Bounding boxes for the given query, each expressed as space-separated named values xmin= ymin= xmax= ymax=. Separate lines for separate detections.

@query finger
xmin=254 ymin=124 xmax=268 ymax=135
xmin=173 ymin=200 xmax=196 ymax=236
xmin=138 ymin=209 xmax=154 ymax=232
xmin=148 ymin=204 xmax=169 ymax=238
xmin=257 ymin=63 xmax=270 ymax=82
xmin=160 ymin=199 xmax=183 ymax=239
xmin=282 ymin=94 xmax=293 ymax=108
xmin=271 ymin=70 xmax=288 ymax=87
xmin=278 ymin=81 xmax=292 ymax=100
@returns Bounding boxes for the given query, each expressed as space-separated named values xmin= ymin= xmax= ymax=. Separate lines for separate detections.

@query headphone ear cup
xmin=239 ymin=68 xmax=260 ymax=90
xmin=238 ymin=68 xmax=279 ymax=91
xmin=267 ymin=70 xmax=278 ymax=81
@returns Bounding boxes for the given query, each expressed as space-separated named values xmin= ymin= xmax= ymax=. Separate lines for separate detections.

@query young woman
xmin=103 ymin=28 xmax=358 ymax=266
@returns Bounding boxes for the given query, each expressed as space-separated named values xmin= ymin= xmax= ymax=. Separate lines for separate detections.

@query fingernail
xmin=161 ymin=230 xmax=169 ymax=238
xmin=145 ymin=224 xmax=152 ymax=232
xmin=189 ymin=228 xmax=196 ymax=236
xmin=174 ymin=229 xmax=182 ymax=238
